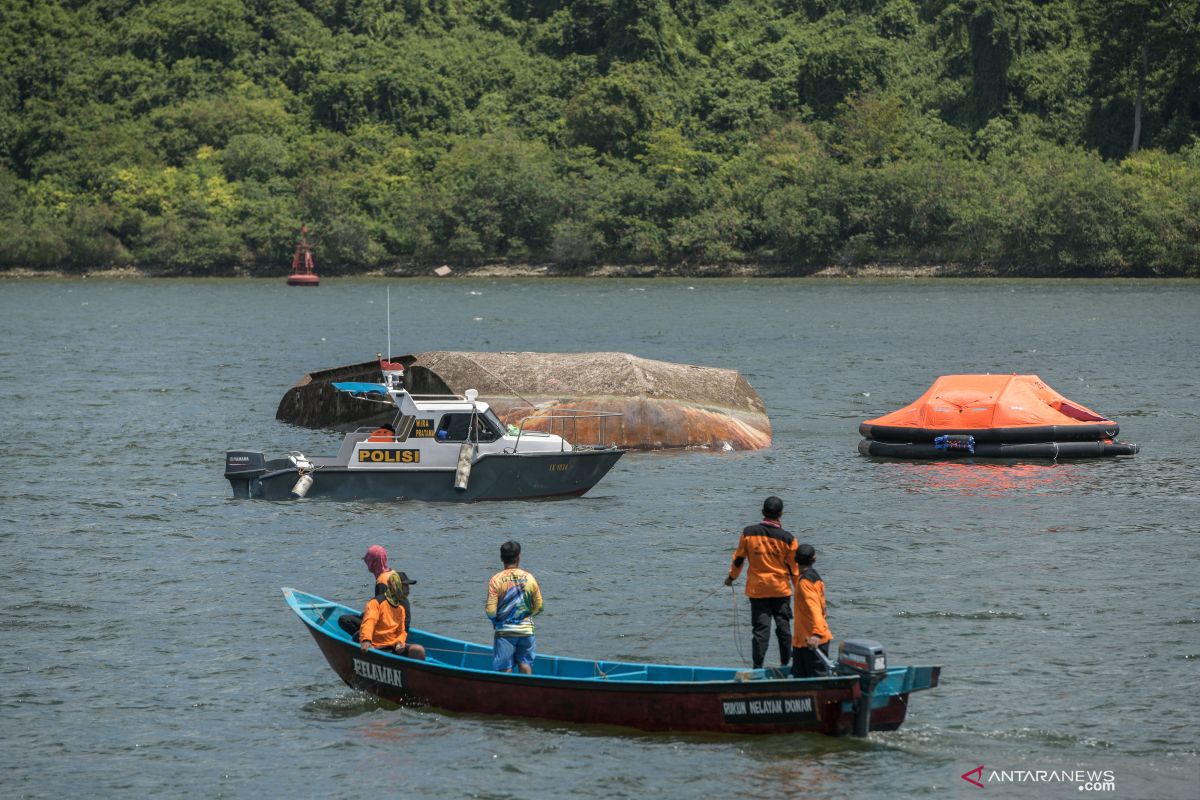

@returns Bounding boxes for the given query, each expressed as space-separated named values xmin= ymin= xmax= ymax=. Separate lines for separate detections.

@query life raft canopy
xmin=858 ymin=374 xmax=1139 ymax=458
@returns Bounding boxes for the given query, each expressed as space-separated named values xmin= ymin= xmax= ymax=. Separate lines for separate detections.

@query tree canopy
xmin=1 ymin=0 xmax=1197 ymax=276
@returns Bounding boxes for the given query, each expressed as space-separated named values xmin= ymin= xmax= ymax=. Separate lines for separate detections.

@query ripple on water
xmin=894 ymin=610 xmax=1027 ymax=620
xmin=4 ymin=278 xmax=1200 ymax=799
xmin=302 ymin=692 xmax=386 ymax=720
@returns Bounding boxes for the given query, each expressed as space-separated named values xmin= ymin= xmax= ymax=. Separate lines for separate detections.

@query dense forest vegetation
xmin=1 ymin=0 xmax=1198 ymax=276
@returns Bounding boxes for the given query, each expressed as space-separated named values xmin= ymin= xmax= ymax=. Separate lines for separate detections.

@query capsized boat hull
xmin=275 ymin=351 xmax=773 ymax=451
xmin=285 ymin=589 xmax=939 ymax=735
xmin=233 ymin=449 xmax=623 ymax=501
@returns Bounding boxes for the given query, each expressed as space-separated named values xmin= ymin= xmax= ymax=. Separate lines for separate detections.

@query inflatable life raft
xmin=858 ymin=375 xmax=1139 ymax=460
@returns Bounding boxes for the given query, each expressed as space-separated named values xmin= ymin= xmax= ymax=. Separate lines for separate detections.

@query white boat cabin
xmin=312 ymin=381 xmax=573 ymax=472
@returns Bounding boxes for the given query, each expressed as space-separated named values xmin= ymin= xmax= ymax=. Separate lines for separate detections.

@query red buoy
xmin=287 ymin=225 xmax=320 ymax=286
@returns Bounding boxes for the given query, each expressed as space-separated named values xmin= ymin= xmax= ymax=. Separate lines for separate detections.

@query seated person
xmin=360 ymin=572 xmax=425 ymax=660
xmin=339 ymin=545 xmax=414 ymax=638
xmin=367 ymin=423 xmax=395 ymax=442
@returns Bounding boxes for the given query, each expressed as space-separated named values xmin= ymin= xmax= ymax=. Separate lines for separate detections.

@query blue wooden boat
xmin=284 ymin=588 xmax=940 ymax=736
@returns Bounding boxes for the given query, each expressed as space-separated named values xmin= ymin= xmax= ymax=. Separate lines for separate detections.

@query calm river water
xmin=1 ymin=278 xmax=1197 ymax=799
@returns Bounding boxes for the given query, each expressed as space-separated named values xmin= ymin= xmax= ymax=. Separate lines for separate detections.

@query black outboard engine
xmin=225 ymin=451 xmax=266 ymax=498
xmin=837 ymin=639 xmax=888 ymax=737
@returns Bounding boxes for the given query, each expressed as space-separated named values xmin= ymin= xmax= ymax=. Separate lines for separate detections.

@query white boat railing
xmin=512 ymin=411 xmax=622 ymax=452
xmin=408 ymin=393 xmax=469 ymax=402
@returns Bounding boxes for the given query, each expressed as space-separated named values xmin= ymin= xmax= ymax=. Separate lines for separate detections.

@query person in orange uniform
xmin=360 ymin=572 xmax=426 ymax=659
xmin=363 ymin=544 xmax=414 ymax=627
xmin=724 ymin=496 xmax=799 ymax=670
xmin=339 ymin=545 xmax=417 ymax=640
xmin=791 ymin=543 xmax=832 ymax=678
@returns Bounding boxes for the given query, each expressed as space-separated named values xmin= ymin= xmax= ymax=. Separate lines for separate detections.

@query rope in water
xmin=635 ymin=584 xmax=726 ymax=644
xmin=731 ymin=583 xmax=749 ymax=668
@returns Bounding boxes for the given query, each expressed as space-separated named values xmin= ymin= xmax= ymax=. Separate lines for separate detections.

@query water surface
xmin=1 ymin=278 xmax=1197 ymax=799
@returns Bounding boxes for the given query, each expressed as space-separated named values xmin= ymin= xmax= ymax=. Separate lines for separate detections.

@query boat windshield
xmin=483 ymin=408 xmax=506 ymax=434
xmin=436 ymin=410 xmax=504 ymax=442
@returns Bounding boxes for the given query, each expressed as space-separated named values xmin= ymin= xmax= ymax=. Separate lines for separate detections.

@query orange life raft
xmin=858 ymin=375 xmax=1138 ymax=459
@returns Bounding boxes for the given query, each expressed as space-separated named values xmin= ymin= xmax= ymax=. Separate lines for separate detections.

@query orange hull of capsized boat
xmin=490 ymin=397 xmax=772 ymax=451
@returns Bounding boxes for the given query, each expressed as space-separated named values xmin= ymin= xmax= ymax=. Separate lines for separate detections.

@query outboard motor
xmin=225 ymin=451 xmax=266 ymax=498
xmin=837 ymin=639 xmax=888 ymax=737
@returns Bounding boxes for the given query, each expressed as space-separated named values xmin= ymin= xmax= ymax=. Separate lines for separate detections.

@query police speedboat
xmin=225 ymin=365 xmax=624 ymax=502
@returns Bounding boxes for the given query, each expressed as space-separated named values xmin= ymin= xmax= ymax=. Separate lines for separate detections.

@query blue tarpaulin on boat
xmin=332 ymin=382 xmax=390 ymax=397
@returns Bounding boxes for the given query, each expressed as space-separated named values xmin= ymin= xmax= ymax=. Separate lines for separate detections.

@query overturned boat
xmin=226 ymin=361 xmax=623 ymax=501
xmin=275 ymin=351 xmax=772 ymax=451
xmin=285 ymin=588 xmax=940 ymax=736
xmin=858 ymin=374 xmax=1139 ymax=459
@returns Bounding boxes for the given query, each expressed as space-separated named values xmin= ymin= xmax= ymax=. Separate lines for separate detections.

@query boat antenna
xmin=386 ymin=285 xmax=391 ymax=361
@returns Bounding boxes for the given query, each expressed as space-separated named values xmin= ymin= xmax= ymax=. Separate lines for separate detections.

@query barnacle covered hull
xmin=276 ymin=351 xmax=772 ymax=451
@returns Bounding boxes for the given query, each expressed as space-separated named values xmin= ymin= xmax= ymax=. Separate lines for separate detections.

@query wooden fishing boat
xmin=284 ymin=588 xmax=940 ymax=736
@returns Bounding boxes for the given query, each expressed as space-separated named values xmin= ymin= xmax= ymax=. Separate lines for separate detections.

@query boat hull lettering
xmin=353 ymin=657 xmax=405 ymax=689
xmin=719 ymin=694 xmax=818 ymax=724
xmin=357 ymin=448 xmax=421 ymax=463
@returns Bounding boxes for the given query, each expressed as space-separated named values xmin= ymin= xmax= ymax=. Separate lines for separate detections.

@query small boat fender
xmin=291 ymin=472 xmax=314 ymax=498
xmin=289 ymin=452 xmax=316 ymax=498
xmin=454 ymin=443 xmax=473 ymax=491
xmin=454 ymin=389 xmax=480 ymax=491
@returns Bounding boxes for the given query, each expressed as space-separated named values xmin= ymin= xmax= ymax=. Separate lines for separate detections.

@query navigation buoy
xmin=286 ymin=225 xmax=319 ymax=286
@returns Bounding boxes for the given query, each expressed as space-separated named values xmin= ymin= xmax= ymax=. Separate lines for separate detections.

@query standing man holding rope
xmin=724 ymin=496 xmax=798 ymax=670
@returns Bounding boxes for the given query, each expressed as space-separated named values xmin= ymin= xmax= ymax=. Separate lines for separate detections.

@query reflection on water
xmin=879 ymin=461 xmax=1075 ymax=497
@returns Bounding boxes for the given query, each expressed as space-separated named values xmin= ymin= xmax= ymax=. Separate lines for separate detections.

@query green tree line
xmin=1 ymin=0 xmax=1197 ymax=276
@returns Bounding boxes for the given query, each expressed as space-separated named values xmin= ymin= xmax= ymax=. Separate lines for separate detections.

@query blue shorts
xmin=493 ymin=634 xmax=536 ymax=671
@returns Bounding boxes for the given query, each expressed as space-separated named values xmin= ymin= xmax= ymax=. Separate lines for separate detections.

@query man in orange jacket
xmin=724 ymin=496 xmax=798 ymax=670
xmin=791 ymin=543 xmax=832 ymax=678
xmin=360 ymin=572 xmax=426 ymax=660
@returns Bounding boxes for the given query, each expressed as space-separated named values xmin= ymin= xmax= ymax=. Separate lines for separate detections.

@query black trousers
xmin=791 ymin=643 xmax=831 ymax=678
xmin=749 ymin=596 xmax=792 ymax=668
xmin=338 ymin=614 xmax=362 ymax=640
